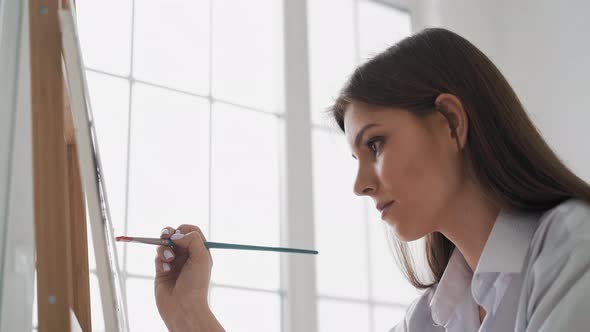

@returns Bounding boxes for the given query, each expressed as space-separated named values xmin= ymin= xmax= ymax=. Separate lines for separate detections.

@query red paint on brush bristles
xmin=115 ymin=236 xmax=133 ymax=242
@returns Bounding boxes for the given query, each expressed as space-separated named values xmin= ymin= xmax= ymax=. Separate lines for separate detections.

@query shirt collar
xmin=429 ymin=246 xmax=472 ymax=327
xmin=474 ymin=207 xmax=542 ymax=274
xmin=428 ymin=206 xmax=542 ymax=326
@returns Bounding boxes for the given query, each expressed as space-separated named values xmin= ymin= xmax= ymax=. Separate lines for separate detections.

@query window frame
xmin=290 ymin=0 xmax=412 ymax=332
xmin=77 ymin=0 xmax=413 ymax=331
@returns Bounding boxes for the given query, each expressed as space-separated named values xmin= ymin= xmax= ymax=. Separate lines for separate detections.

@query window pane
xmin=210 ymin=249 xmax=279 ymax=291
xmin=318 ymin=298 xmax=370 ymax=332
xmin=133 ymin=0 xmax=210 ymax=94
xmin=210 ymin=102 xmax=280 ymax=290
xmin=312 ymin=129 xmax=369 ymax=299
xmin=126 ymin=83 xmax=210 ymax=276
xmin=126 ymin=244 xmax=158 ymax=277
xmin=86 ymin=71 xmax=130 ymax=236
xmin=211 ymin=0 xmax=284 ymax=111
xmin=358 ymin=0 xmax=411 ymax=62
xmin=367 ymin=205 xmax=421 ymax=304
xmin=76 ymin=0 xmax=132 ymax=76
xmin=373 ymin=304 xmax=406 ymax=332
xmin=307 ymin=0 xmax=356 ymax=126
xmin=126 ymin=277 xmax=167 ymax=331
xmin=210 ymin=287 xmax=281 ymax=332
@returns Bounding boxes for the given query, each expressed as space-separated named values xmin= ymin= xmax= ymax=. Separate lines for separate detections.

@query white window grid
xmin=27 ymin=1 xmax=418 ymax=332
xmin=310 ymin=2 xmax=414 ymax=332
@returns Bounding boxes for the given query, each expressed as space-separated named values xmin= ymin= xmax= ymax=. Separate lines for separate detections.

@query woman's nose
xmin=357 ymin=186 xmax=374 ymax=196
xmin=353 ymin=173 xmax=376 ymax=196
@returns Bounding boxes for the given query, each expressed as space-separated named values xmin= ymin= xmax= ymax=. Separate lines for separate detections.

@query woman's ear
xmin=434 ymin=93 xmax=468 ymax=151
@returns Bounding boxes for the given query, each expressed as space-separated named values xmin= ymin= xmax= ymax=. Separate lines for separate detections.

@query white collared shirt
xmin=389 ymin=198 xmax=590 ymax=332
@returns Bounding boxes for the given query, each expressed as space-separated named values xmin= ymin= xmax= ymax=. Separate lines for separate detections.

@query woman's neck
xmin=437 ymin=182 xmax=501 ymax=272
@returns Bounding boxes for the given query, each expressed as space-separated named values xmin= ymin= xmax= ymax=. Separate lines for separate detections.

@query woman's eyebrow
xmin=354 ymin=123 xmax=380 ymax=149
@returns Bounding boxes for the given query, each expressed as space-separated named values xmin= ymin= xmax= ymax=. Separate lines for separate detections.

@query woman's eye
xmin=365 ymin=137 xmax=383 ymax=155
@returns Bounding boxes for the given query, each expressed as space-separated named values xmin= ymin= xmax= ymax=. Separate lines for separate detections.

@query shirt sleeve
xmin=387 ymin=291 xmax=435 ymax=332
xmin=525 ymin=239 xmax=590 ymax=331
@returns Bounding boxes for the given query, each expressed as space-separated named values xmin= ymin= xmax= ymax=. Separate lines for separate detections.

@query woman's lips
xmin=381 ymin=201 xmax=394 ymax=219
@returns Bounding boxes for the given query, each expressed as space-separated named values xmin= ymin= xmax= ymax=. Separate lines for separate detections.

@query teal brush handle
xmin=204 ymin=241 xmax=318 ymax=255
xmin=164 ymin=238 xmax=318 ymax=255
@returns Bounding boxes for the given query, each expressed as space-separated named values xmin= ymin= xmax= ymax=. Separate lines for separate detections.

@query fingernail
xmin=161 ymin=228 xmax=170 ymax=235
xmin=163 ymin=262 xmax=170 ymax=272
xmin=163 ymin=250 xmax=174 ymax=260
xmin=170 ymin=233 xmax=184 ymax=240
xmin=175 ymin=229 xmax=182 ymax=234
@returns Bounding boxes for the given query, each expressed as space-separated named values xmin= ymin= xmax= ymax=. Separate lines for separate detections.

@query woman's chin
xmin=389 ymin=221 xmax=423 ymax=242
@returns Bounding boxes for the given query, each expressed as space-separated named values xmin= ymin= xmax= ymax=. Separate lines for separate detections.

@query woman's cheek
xmin=378 ymin=156 xmax=398 ymax=188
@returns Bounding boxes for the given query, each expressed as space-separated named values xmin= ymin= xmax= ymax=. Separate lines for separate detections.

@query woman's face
xmin=344 ymin=102 xmax=464 ymax=242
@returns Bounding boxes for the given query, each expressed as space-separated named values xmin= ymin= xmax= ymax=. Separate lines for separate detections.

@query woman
xmin=154 ymin=28 xmax=590 ymax=331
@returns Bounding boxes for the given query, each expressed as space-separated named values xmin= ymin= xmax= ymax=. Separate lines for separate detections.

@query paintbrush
xmin=115 ymin=236 xmax=318 ymax=255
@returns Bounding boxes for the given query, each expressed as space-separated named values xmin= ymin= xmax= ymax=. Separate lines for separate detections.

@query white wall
xmin=0 ymin=0 xmax=21 ymax=262
xmin=410 ymin=0 xmax=590 ymax=181
xmin=0 ymin=0 xmax=35 ymax=330
xmin=501 ymin=1 xmax=590 ymax=181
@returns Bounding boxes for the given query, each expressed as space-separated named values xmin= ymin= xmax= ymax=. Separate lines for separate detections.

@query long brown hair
xmin=328 ymin=27 xmax=590 ymax=289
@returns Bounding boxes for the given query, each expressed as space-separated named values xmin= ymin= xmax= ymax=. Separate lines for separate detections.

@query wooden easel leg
xmin=65 ymin=99 xmax=92 ymax=332
xmin=29 ymin=0 xmax=73 ymax=331
xmin=66 ymin=143 xmax=92 ymax=331
xmin=62 ymin=0 xmax=92 ymax=329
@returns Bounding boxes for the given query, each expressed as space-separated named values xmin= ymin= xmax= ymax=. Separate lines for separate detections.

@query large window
xmin=77 ymin=0 xmax=283 ymax=331
xmin=58 ymin=1 xmax=416 ymax=331
xmin=308 ymin=1 xmax=417 ymax=331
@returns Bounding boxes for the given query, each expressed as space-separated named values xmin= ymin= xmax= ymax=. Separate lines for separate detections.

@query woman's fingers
xmin=157 ymin=227 xmax=178 ymax=276
xmin=170 ymin=231 xmax=201 ymax=252
xmin=155 ymin=245 xmax=174 ymax=276
xmin=175 ymin=224 xmax=213 ymax=265
xmin=175 ymin=224 xmax=202 ymax=235
xmin=157 ymin=224 xmax=212 ymax=269
xmin=160 ymin=226 xmax=176 ymax=239
xmin=157 ymin=245 xmax=175 ymax=262
xmin=169 ymin=231 xmax=212 ymax=264
xmin=154 ymin=256 xmax=171 ymax=273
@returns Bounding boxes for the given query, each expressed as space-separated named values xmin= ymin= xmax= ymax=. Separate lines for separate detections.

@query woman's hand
xmin=154 ymin=224 xmax=223 ymax=332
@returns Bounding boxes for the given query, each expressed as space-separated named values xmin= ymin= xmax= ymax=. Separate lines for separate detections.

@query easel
xmin=29 ymin=0 xmax=91 ymax=331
